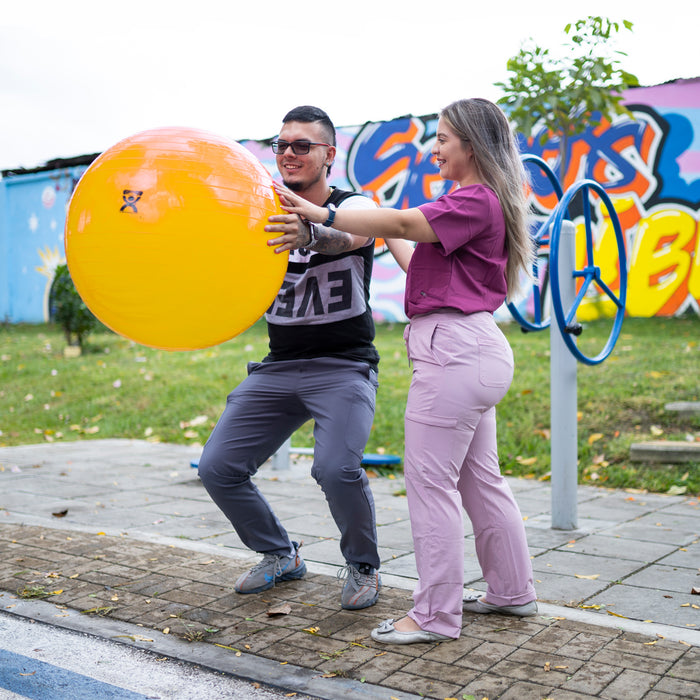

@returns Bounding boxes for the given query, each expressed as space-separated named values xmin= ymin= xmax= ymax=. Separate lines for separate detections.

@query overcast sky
xmin=1 ymin=0 xmax=697 ymax=172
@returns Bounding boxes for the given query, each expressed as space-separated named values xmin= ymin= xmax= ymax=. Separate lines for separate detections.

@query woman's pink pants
xmin=403 ymin=310 xmax=536 ymax=638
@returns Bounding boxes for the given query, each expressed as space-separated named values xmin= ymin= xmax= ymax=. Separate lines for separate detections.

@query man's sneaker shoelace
xmin=338 ymin=563 xmax=381 ymax=610
xmin=251 ymin=553 xmax=286 ymax=578
xmin=235 ymin=542 xmax=306 ymax=594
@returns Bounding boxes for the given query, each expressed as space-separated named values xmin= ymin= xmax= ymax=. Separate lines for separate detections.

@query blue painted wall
xmin=1 ymin=166 xmax=86 ymax=323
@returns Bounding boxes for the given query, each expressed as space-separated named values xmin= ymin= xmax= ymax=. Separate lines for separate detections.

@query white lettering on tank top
xmin=265 ymin=254 xmax=367 ymax=326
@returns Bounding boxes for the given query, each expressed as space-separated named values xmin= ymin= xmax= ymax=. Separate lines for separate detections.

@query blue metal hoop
xmin=549 ymin=180 xmax=628 ymax=365
xmin=507 ymin=154 xmax=564 ymax=332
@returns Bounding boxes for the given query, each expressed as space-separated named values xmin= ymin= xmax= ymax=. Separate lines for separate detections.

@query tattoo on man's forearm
xmin=312 ymin=229 xmax=355 ymax=255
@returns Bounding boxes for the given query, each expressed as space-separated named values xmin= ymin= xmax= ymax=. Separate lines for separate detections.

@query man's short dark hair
xmin=282 ymin=105 xmax=336 ymax=147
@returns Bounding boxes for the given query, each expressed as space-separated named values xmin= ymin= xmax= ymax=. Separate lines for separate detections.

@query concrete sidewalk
xmin=1 ymin=439 xmax=698 ymax=699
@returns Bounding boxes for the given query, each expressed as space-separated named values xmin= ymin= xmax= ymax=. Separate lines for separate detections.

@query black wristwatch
xmin=323 ymin=203 xmax=337 ymax=227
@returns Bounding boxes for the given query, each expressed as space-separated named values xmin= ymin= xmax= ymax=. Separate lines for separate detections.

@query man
xmin=197 ymin=106 xmax=381 ymax=610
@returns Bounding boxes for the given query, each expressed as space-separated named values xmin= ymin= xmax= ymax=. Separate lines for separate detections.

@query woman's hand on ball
xmin=272 ymin=183 xmax=326 ymax=223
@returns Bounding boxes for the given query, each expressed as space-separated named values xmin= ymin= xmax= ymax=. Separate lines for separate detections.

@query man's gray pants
xmin=197 ymin=357 xmax=381 ymax=570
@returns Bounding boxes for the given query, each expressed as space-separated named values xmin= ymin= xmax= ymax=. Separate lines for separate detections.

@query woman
xmin=266 ymin=98 xmax=538 ymax=645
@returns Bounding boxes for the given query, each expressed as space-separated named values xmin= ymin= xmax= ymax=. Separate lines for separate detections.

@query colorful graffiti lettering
xmin=345 ymin=103 xmax=700 ymax=321
xmin=522 ymin=107 xmax=665 ymax=207
xmin=347 ymin=117 xmax=452 ymax=209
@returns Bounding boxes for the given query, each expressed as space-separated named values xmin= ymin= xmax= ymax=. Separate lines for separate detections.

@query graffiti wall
xmin=1 ymin=77 xmax=698 ymax=326
xmin=519 ymin=80 xmax=700 ymax=321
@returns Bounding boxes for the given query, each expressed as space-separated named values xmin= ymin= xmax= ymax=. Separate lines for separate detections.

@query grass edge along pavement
xmin=1 ymin=316 xmax=699 ymax=496
xmin=2 ymin=522 xmax=699 ymax=700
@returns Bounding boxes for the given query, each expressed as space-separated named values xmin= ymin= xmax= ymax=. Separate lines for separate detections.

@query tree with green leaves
xmin=496 ymin=16 xmax=639 ymax=183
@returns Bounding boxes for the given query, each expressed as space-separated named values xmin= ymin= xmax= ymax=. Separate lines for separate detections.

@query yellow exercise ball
xmin=64 ymin=127 xmax=287 ymax=350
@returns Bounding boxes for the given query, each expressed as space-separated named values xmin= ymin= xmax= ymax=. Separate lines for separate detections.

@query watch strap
xmin=323 ymin=204 xmax=336 ymax=227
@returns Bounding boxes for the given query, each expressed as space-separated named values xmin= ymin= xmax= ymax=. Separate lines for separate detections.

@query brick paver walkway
xmin=2 ymin=523 xmax=698 ymax=700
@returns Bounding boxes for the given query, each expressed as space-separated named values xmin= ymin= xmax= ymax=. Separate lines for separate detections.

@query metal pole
xmin=550 ymin=220 xmax=578 ymax=530
xmin=271 ymin=437 xmax=291 ymax=471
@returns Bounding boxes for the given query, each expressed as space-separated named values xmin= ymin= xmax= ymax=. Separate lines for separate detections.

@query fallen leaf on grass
xmin=180 ymin=415 xmax=209 ymax=428
xmin=267 ymin=603 xmax=292 ymax=617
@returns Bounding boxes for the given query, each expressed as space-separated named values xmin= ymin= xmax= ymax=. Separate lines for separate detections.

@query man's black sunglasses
xmin=271 ymin=140 xmax=332 ymax=155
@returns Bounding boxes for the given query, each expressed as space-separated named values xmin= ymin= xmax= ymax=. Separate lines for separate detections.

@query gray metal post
xmin=271 ymin=437 xmax=291 ymax=470
xmin=550 ymin=220 xmax=578 ymax=530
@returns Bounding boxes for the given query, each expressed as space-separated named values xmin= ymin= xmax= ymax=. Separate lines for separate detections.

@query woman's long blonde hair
xmin=441 ymin=98 xmax=534 ymax=300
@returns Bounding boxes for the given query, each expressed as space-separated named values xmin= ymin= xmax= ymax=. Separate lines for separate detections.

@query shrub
xmin=50 ymin=263 xmax=98 ymax=349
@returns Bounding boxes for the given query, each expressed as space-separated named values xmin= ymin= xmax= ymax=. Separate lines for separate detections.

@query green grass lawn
xmin=1 ymin=315 xmax=698 ymax=495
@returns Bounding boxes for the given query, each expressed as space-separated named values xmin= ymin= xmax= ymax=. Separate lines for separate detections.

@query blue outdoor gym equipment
xmin=510 ymin=155 xmax=628 ymax=529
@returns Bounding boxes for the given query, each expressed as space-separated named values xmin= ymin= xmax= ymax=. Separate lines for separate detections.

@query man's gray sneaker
xmin=338 ymin=563 xmax=381 ymax=609
xmin=234 ymin=541 xmax=306 ymax=594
